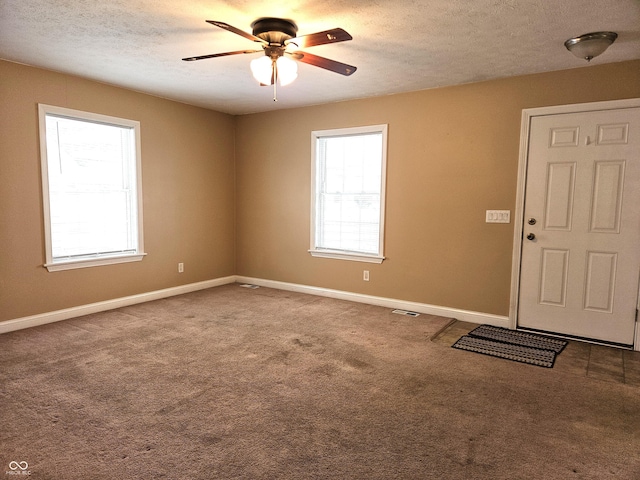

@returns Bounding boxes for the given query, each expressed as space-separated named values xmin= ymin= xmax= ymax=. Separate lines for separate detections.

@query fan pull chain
xmin=272 ymin=60 xmax=278 ymax=102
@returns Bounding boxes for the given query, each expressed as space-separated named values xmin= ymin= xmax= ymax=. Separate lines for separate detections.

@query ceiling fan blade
xmin=289 ymin=51 xmax=357 ymax=76
xmin=206 ymin=20 xmax=267 ymax=44
xmin=182 ymin=50 xmax=262 ymax=62
xmin=285 ymin=28 xmax=352 ymax=49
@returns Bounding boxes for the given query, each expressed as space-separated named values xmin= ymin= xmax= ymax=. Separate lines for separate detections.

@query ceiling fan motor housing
xmin=251 ymin=18 xmax=298 ymax=45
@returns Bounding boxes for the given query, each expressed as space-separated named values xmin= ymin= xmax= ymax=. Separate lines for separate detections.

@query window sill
xmin=44 ymin=253 xmax=147 ymax=272
xmin=309 ymin=249 xmax=385 ymax=264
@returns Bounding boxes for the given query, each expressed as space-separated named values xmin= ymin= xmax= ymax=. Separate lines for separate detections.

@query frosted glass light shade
xmin=564 ymin=32 xmax=617 ymax=62
xmin=250 ymin=56 xmax=274 ymax=85
xmin=250 ymin=56 xmax=298 ymax=86
xmin=276 ymin=56 xmax=298 ymax=86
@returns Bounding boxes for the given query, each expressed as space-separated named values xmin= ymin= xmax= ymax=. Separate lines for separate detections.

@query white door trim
xmin=509 ymin=98 xmax=640 ymax=351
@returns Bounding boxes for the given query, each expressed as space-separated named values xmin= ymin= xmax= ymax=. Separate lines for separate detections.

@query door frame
xmin=509 ymin=98 xmax=640 ymax=351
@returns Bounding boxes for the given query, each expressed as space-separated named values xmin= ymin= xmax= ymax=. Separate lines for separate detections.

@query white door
xmin=518 ymin=107 xmax=640 ymax=345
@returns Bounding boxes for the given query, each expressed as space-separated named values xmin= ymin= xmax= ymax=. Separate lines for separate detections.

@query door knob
xmin=526 ymin=233 xmax=536 ymax=241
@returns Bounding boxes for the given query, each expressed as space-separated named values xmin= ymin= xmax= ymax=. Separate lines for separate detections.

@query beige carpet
xmin=1 ymin=284 xmax=639 ymax=479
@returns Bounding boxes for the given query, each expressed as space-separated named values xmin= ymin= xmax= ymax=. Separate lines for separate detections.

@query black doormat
xmin=452 ymin=325 xmax=568 ymax=368
xmin=468 ymin=324 xmax=568 ymax=353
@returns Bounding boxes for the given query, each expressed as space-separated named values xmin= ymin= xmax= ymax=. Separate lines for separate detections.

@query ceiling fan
xmin=183 ymin=18 xmax=357 ymax=100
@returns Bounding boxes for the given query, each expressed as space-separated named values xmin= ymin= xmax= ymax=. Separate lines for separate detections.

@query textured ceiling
xmin=1 ymin=0 xmax=639 ymax=115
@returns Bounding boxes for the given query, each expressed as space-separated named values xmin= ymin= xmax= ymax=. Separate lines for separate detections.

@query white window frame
xmin=309 ymin=124 xmax=388 ymax=264
xmin=38 ymin=104 xmax=146 ymax=272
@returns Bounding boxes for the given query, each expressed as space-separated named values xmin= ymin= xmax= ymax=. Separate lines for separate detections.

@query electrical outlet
xmin=178 ymin=262 xmax=184 ymax=273
xmin=363 ymin=270 xmax=370 ymax=281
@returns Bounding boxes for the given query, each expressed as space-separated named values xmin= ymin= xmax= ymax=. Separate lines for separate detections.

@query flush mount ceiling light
xmin=564 ymin=32 xmax=618 ymax=62
xmin=183 ymin=18 xmax=357 ymax=101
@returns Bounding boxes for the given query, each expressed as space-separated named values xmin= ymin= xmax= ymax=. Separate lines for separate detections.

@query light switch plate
xmin=486 ymin=210 xmax=511 ymax=223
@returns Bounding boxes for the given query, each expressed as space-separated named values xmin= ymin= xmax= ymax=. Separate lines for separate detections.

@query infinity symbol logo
xmin=9 ymin=461 xmax=28 ymax=471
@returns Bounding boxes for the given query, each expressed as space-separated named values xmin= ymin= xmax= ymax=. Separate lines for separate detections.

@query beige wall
xmin=0 ymin=60 xmax=236 ymax=321
xmin=2 ymin=59 xmax=639 ymax=323
xmin=235 ymin=60 xmax=640 ymax=316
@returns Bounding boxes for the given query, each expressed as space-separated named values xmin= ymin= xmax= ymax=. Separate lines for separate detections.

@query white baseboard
xmin=237 ymin=276 xmax=510 ymax=328
xmin=0 ymin=276 xmax=236 ymax=334
xmin=5 ymin=273 xmax=632 ymax=347
xmin=1 ymin=275 xmax=509 ymax=335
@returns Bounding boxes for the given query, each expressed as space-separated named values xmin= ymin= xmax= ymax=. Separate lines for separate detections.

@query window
xmin=310 ymin=124 xmax=388 ymax=263
xmin=38 ymin=104 xmax=145 ymax=271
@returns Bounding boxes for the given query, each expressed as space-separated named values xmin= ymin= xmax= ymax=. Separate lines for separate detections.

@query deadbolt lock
xmin=528 ymin=218 xmax=537 ymax=225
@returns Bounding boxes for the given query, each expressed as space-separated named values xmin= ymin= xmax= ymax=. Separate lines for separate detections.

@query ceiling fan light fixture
xmin=250 ymin=55 xmax=298 ymax=86
xmin=564 ymin=32 xmax=618 ymax=62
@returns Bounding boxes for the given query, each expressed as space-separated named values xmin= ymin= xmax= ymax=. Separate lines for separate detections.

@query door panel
xmin=518 ymin=107 xmax=640 ymax=345
xmin=589 ymin=160 xmax=624 ymax=232
xmin=544 ymin=162 xmax=576 ymax=230
xmin=583 ymin=251 xmax=617 ymax=313
xmin=538 ymin=248 xmax=569 ymax=307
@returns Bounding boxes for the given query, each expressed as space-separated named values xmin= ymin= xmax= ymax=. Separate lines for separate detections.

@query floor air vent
xmin=392 ymin=309 xmax=420 ymax=317
xmin=239 ymin=284 xmax=260 ymax=289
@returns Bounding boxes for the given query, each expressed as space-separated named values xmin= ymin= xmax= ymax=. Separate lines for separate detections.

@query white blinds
xmin=44 ymin=115 xmax=138 ymax=260
xmin=315 ymin=132 xmax=383 ymax=254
